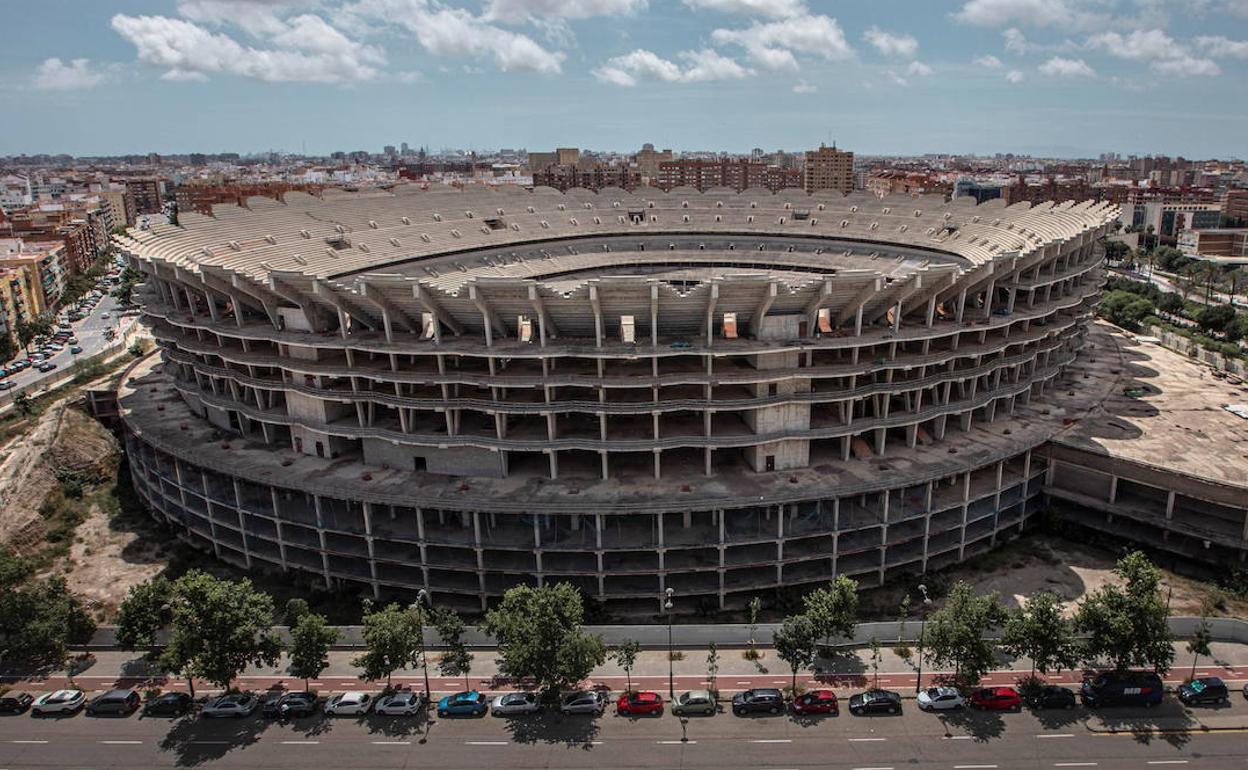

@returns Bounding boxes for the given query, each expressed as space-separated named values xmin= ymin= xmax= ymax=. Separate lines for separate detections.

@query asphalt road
xmin=1 ymin=696 xmax=1246 ymax=770
xmin=4 ymin=289 xmax=135 ymax=395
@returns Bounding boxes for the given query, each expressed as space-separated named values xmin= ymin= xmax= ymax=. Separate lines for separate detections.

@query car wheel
xmin=850 ymin=708 xmax=860 ymax=716
xmin=734 ymin=707 xmax=744 ymax=716
xmin=888 ymin=705 xmax=898 ymax=715
xmin=1065 ymin=702 xmax=1074 ymax=710
xmin=768 ymin=706 xmax=778 ymax=714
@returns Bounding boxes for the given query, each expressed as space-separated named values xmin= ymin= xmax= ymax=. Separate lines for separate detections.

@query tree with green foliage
xmin=1001 ymin=591 xmax=1079 ymax=682
xmin=922 ymin=581 xmax=1007 ymax=685
xmin=746 ymin=596 xmax=762 ymax=659
xmin=288 ymin=610 xmax=339 ymax=692
xmin=803 ymin=575 xmax=859 ymax=650
xmin=706 ymin=641 xmax=720 ymax=696
xmin=284 ymin=598 xmax=310 ymax=626
xmin=115 ymin=571 xmax=281 ymax=695
xmin=481 ymin=582 xmax=606 ymax=698
xmin=432 ymin=606 xmax=473 ymax=689
xmin=1075 ymin=551 xmax=1175 ymax=674
xmin=773 ymin=613 xmax=819 ymax=694
xmin=1197 ymin=303 xmax=1237 ymax=335
xmin=0 ymin=551 xmax=96 ymax=667
xmin=15 ymin=316 xmax=53 ymax=354
xmin=1099 ymin=290 xmax=1156 ymax=331
xmin=610 ymin=638 xmax=641 ymax=693
xmin=352 ymin=601 xmax=424 ymax=688
xmin=868 ymin=636 xmax=882 ymax=689
xmin=1187 ymin=619 xmax=1213 ymax=681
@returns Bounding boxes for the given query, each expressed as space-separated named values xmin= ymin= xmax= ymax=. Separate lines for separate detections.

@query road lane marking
xmin=1054 ymin=764 xmax=1098 ymax=767
xmin=852 ymin=766 xmax=894 ymax=770
xmin=954 ymin=766 xmax=998 ymax=769
xmin=465 ymin=741 xmax=509 ymax=746
xmin=751 ymin=739 xmax=793 ymax=743
xmin=371 ymin=741 xmax=411 ymax=745
xmin=848 ymin=737 xmax=888 ymax=742
xmin=658 ymin=740 xmax=695 ymax=744
xmin=280 ymin=740 xmax=319 ymax=745
xmin=100 ymin=741 xmax=143 ymax=745
xmin=10 ymin=740 xmax=49 ymax=744
xmin=1038 ymin=734 xmax=1075 ymax=738
xmin=1145 ymin=762 xmax=1188 ymax=766
xmin=945 ymin=735 xmax=973 ymax=740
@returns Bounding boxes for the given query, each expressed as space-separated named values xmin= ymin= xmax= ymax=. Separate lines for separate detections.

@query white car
xmin=373 ymin=691 xmax=424 ymax=716
xmin=324 ymin=691 xmax=373 ymax=716
xmin=201 ymin=692 xmax=259 ymax=718
xmin=560 ymin=690 xmax=606 ymax=715
xmin=491 ymin=691 xmax=542 ymax=716
xmin=917 ymin=686 xmax=965 ymax=711
xmin=32 ymin=689 xmax=85 ymax=715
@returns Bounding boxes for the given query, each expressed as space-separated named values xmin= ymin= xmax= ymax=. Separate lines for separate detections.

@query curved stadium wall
xmin=114 ymin=186 xmax=1116 ymax=614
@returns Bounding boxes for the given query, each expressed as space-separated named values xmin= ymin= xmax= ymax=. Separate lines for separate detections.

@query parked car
xmin=142 ymin=692 xmax=192 ymax=717
xmin=670 ymin=689 xmax=717 ymax=716
xmin=0 ymin=382 xmax=15 ymax=391
xmin=490 ymin=691 xmax=541 ymax=716
xmin=1178 ymin=677 xmax=1230 ymax=706
xmin=69 ymin=346 xmax=83 ymax=354
xmin=917 ymin=686 xmax=965 ymax=711
xmin=0 ymin=692 xmax=34 ymax=713
xmin=560 ymin=690 xmax=607 ymax=716
xmin=1080 ymin=672 xmax=1164 ymax=709
xmin=201 ymin=693 xmax=259 ymax=718
xmin=732 ymin=688 xmax=785 ymax=716
xmin=86 ymin=689 xmax=140 ymax=716
xmin=848 ymin=689 xmax=902 ymax=716
xmin=436 ymin=690 xmax=488 ymax=717
xmin=1026 ymin=685 xmax=1076 ymax=710
xmin=262 ymin=692 xmax=318 ymax=718
xmin=617 ymin=691 xmax=664 ymax=717
xmin=325 ymin=692 xmax=373 ymax=716
xmin=374 ymin=691 xmax=425 ymax=716
xmin=790 ymin=689 xmax=839 ymax=716
xmin=32 ymin=689 xmax=85 ymax=716
xmin=970 ymin=687 xmax=1022 ymax=711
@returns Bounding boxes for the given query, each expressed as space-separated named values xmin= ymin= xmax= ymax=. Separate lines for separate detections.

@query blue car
xmin=437 ymin=690 xmax=488 ymax=717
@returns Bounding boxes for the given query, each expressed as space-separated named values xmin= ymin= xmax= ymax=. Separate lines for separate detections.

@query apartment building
xmin=803 ymin=144 xmax=854 ymax=195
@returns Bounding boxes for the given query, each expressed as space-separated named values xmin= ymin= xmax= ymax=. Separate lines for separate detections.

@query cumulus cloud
xmin=906 ymin=60 xmax=933 ymax=76
xmin=111 ymin=13 xmax=385 ymax=82
xmin=1197 ymin=35 xmax=1248 ymax=58
xmin=953 ymin=0 xmax=1086 ymax=28
xmin=592 ymin=47 xmax=751 ymax=85
xmin=710 ymin=13 xmax=853 ymax=71
xmin=1087 ymin=29 xmax=1222 ymax=77
xmin=484 ymin=0 xmax=646 ymax=22
xmin=682 ymin=0 xmax=806 ymax=17
xmin=32 ymin=58 xmax=109 ymax=90
xmin=1038 ymin=56 xmax=1095 ymax=76
xmin=974 ymin=53 xmax=1003 ymax=67
xmin=1005 ymin=68 xmax=1025 ymax=82
xmin=791 ymin=80 xmax=816 ymax=93
xmin=863 ymin=27 xmax=918 ymax=58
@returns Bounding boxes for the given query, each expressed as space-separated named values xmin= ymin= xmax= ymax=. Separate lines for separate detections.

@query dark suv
xmin=848 ymin=689 xmax=902 ymax=716
xmin=86 ymin=689 xmax=141 ymax=716
xmin=1080 ymin=672 xmax=1164 ymax=708
xmin=1177 ymin=677 xmax=1229 ymax=706
xmin=731 ymin=689 xmax=785 ymax=716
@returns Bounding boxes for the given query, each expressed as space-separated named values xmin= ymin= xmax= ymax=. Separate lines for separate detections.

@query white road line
xmin=852 ymin=766 xmax=895 ymax=770
xmin=657 ymin=740 xmax=696 ymax=745
xmin=751 ymin=738 xmax=793 ymax=743
xmin=1145 ymin=762 xmax=1188 ymax=766
xmin=954 ymin=765 xmax=998 ymax=769
xmin=735 ymin=681 xmax=752 ymax=684
xmin=279 ymin=740 xmax=320 ymax=745
xmin=10 ymin=740 xmax=49 ymax=744
xmin=945 ymin=735 xmax=973 ymax=740
xmin=465 ymin=741 xmax=509 ymax=746
xmin=848 ymin=737 xmax=888 ymax=742
xmin=371 ymin=741 xmax=411 ymax=745
xmin=100 ymin=741 xmax=143 ymax=745
xmin=1038 ymin=734 xmax=1075 ymax=739
xmin=1054 ymin=764 xmax=1098 ymax=768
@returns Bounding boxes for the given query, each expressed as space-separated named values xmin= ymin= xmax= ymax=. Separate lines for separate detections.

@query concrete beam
xmin=413 ymin=284 xmax=464 ymax=336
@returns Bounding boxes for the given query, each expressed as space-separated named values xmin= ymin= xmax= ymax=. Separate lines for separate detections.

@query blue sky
xmin=3 ymin=0 xmax=1248 ymax=158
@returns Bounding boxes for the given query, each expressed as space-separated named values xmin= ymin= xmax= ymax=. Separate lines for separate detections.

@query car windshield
xmin=1189 ymin=680 xmax=1206 ymax=693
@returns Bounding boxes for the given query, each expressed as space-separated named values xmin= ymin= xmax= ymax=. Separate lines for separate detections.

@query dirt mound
xmin=0 ymin=399 xmax=120 ymax=552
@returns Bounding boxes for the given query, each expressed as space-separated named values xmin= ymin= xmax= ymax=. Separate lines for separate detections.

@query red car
xmin=970 ymin=687 xmax=1022 ymax=711
xmin=617 ymin=691 xmax=664 ymax=716
xmin=790 ymin=689 xmax=839 ymax=716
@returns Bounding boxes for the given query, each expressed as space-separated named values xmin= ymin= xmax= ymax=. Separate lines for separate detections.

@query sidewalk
xmin=8 ymin=641 xmax=1248 ymax=699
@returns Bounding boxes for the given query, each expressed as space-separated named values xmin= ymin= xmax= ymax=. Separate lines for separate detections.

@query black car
xmin=848 ymin=689 xmax=902 ymax=716
xmin=143 ymin=692 xmax=192 ymax=717
xmin=262 ymin=692 xmax=318 ymax=719
xmin=0 ymin=692 xmax=34 ymax=714
xmin=1080 ymin=672 xmax=1164 ymax=708
xmin=1177 ymin=677 xmax=1229 ymax=706
xmin=1027 ymin=685 xmax=1077 ymax=710
xmin=86 ymin=689 xmax=141 ymax=716
xmin=731 ymin=688 xmax=786 ymax=716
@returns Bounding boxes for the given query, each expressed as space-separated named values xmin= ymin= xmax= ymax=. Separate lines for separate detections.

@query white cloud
xmin=111 ymin=13 xmax=384 ymax=83
xmin=954 ymin=0 xmax=1082 ymax=28
xmin=175 ymin=0 xmax=308 ymax=36
xmin=1224 ymin=0 xmax=1248 ymax=16
xmin=974 ymin=53 xmax=1003 ymax=68
xmin=592 ymin=47 xmax=751 ymax=85
xmin=1087 ymin=29 xmax=1223 ymax=77
xmin=907 ymin=60 xmax=933 ymax=76
xmin=885 ymin=70 xmax=909 ymax=86
xmin=1038 ymin=56 xmax=1095 ymax=76
xmin=1003 ymin=27 xmax=1029 ymax=54
xmin=791 ymin=80 xmax=816 ymax=93
xmin=863 ymin=27 xmax=918 ymax=58
xmin=32 ymin=58 xmax=108 ymax=90
xmin=484 ymin=0 xmax=646 ymax=22
xmin=682 ymin=0 xmax=806 ymax=18
xmin=1195 ymin=35 xmax=1248 ymax=58
xmin=1005 ymin=68 xmax=1025 ymax=82
xmin=711 ymin=13 xmax=853 ymax=71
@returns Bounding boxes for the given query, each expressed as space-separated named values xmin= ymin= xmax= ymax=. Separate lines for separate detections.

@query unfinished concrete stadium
xmin=113 ymin=185 xmax=1128 ymax=614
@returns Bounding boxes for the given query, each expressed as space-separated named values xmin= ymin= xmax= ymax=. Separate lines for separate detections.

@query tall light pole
xmin=413 ymin=589 xmax=432 ymax=708
xmin=913 ymin=583 xmax=932 ymax=694
xmin=664 ymin=587 xmax=675 ymax=699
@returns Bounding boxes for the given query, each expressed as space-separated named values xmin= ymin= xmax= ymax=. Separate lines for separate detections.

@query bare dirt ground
xmin=61 ymin=500 xmax=170 ymax=618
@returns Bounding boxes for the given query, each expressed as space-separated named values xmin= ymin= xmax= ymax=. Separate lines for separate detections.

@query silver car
xmin=671 ymin=689 xmax=717 ymax=716
xmin=560 ymin=690 xmax=606 ymax=715
xmin=373 ymin=691 xmax=425 ymax=716
xmin=201 ymin=693 xmax=259 ymax=718
xmin=491 ymin=691 xmax=541 ymax=716
xmin=917 ymin=686 xmax=965 ymax=711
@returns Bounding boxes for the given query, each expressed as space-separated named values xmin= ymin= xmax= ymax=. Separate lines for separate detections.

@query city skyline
xmin=4 ymin=0 xmax=1248 ymax=158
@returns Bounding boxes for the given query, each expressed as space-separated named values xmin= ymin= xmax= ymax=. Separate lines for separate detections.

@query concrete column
xmin=270 ymin=487 xmax=289 ymax=571
xmin=231 ymin=478 xmax=252 ymax=569
xmin=1108 ymin=475 xmax=1119 ymax=505
xmin=312 ymin=495 xmax=333 ymax=589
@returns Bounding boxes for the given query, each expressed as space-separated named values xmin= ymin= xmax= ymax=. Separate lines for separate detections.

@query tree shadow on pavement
xmin=788 ymin=712 xmax=839 ymax=730
xmin=1087 ymin=704 xmax=1196 ymax=748
xmin=157 ymin=714 xmax=272 ymax=766
xmin=359 ymin=712 xmax=426 ymax=740
xmin=501 ymin=711 xmax=601 ymax=748
xmin=1030 ymin=705 xmax=1083 ymax=730
xmin=938 ymin=709 xmax=1007 ymax=743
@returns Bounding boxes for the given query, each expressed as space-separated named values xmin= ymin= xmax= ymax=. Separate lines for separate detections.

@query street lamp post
xmin=664 ymin=587 xmax=675 ymax=699
xmin=413 ymin=589 xmax=433 ymax=708
xmin=914 ymin=583 xmax=932 ymax=695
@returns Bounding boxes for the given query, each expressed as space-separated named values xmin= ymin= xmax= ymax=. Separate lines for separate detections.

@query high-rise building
xmin=634 ymin=143 xmax=674 ymax=182
xmin=803 ymin=144 xmax=854 ymax=195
